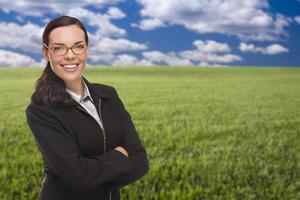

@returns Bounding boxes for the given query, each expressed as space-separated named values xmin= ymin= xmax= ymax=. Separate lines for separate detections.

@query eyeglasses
xmin=43 ymin=42 xmax=87 ymax=56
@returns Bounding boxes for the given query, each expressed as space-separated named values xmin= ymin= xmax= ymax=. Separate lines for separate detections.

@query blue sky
xmin=0 ymin=0 xmax=299 ymax=67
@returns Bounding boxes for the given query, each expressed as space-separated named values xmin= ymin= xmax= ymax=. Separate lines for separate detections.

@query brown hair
xmin=31 ymin=16 xmax=89 ymax=106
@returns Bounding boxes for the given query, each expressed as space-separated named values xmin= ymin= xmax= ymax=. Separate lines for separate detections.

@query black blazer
xmin=26 ymin=78 xmax=149 ymax=200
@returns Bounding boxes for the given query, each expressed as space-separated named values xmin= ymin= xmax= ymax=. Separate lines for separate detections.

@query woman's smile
xmin=60 ymin=63 xmax=80 ymax=72
xmin=43 ymin=25 xmax=88 ymax=84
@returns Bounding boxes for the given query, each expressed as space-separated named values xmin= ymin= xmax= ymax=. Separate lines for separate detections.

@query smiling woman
xmin=43 ymin=25 xmax=88 ymax=90
xmin=25 ymin=16 xmax=149 ymax=200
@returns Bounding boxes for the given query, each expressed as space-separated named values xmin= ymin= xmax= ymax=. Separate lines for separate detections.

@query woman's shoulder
xmin=88 ymin=82 xmax=119 ymax=99
xmin=90 ymin=82 xmax=116 ymax=91
xmin=26 ymin=100 xmax=67 ymax=119
xmin=26 ymin=102 xmax=55 ymax=116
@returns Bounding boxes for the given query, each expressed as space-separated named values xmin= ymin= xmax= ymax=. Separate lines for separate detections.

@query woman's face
xmin=43 ymin=25 xmax=88 ymax=85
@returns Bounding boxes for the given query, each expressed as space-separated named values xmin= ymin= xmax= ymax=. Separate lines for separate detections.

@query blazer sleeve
xmin=103 ymin=88 xmax=149 ymax=190
xmin=26 ymin=104 xmax=132 ymax=193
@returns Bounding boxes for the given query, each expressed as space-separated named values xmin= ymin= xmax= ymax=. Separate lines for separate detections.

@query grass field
xmin=0 ymin=66 xmax=300 ymax=200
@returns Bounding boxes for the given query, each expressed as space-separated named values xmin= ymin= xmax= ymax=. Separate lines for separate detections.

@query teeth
xmin=62 ymin=64 xmax=77 ymax=69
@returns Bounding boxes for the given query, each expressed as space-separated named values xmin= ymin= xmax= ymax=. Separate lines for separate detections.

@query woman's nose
xmin=64 ymin=48 xmax=76 ymax=60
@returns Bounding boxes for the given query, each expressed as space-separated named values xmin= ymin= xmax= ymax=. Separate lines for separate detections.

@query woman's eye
xmin=75 ymin=44 xmax=85 ymax=49
xmin=53 ymin=46 xmax=64 ymax=51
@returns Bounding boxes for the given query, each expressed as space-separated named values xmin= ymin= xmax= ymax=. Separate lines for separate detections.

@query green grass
xmin=0 ymin=66 xmax=300 ymax=200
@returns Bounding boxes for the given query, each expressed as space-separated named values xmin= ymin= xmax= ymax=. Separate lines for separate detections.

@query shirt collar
xmin=66 ymin=78 xmax=94 ymax=103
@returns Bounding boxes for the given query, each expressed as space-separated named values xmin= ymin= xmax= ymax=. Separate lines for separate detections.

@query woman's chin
xmin=58 ymin=73 xmax=82 ymax=84
xmin=55 ymin=65 xmax=84 ymax=83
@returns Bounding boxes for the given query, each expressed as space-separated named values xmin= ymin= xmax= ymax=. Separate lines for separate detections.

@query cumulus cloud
xmin=140 ymin=40 xmax=241 ymax=66
xmin=89 ymin=53 xmax=115 ymax=64
xmin=89 ymin=53 xmax=153 ymax=66
xmin=90 ymin=37 xmax=147 ymax=53
xmin=295 ymin=16 xmax=300 ymax=24
xmin=135 ymin=0 xmax=291 ymax=41
xmin=111 ymin=54 xmax=153 ymax=66
xmin=193 ymin=40 xmax=231 ymax=53
xmin=143 ymin=51 xmax=194 ymax=66
xmin=3 ymin=0 xmax=288 ymax=67
xmin=0 ymin=49 xmax=39 ymax=67
xmin=0 ymin=4 xmax=150 ymax=67
xmin=0 ymin=0 xmax=124 ymax=16
xmin=105 ymin=7 xmax=126 ymax=19
xmin=132 ymin=18 xmax=165 ymax=30
xmin=0 ymin=7 xmax=130 ymax=56
xmin=92 ymin=39 xmax=241 ymax=66
xmin=88 ymin=37 xmax=148 ymax=63
xmin=179 ymin=40 xmax=241 ymax=64
xmin=239 ymin=43 xmax=288 ymax=55
xmin=0 ymin=22 xmax=42 ymax=53
xmin=180 ymin=51 xmax=241 ymax=63
xmin=67 ymin=7 xmax=126 ymax=38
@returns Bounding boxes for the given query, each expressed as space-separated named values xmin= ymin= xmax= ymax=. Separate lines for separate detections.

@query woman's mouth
xmin=60 ymin=64 xmax=79 ymax=72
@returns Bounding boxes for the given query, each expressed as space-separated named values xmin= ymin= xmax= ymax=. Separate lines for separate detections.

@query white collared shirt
xmin=66 ymin=79 xmax=104 ymax=130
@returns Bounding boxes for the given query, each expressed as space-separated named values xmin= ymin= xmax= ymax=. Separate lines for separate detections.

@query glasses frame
xmin=43 ymin=42 xmax=87 ymax=56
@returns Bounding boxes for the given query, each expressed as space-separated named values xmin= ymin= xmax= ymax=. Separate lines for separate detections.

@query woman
xmin=26 ymin=16 xmax=149 ymax=200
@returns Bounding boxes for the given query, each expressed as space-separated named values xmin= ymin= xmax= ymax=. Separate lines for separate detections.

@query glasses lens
xmin=50 ymin=43 xmax=86 ymax=55
xmin=72 ymin=44 xmax=86 ymax=54
xmin=52 ymin=46 xmax=67 ymax=55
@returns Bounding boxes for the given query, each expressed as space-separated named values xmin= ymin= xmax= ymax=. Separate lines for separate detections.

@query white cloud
xmin=105 ymin=7 xmax=126 ymax=19
xmin=141 ymin=39 xmax=242 ymax=66
xmin=0 ymin=0 xmax=124 ymax=16
xmin=2 ymin=1 xmax=281 ymax=67
xmin=0 ymin=22 xmax=43 ymax=53
xmin=132 ymin=18 xmax=165 ymax=30
xmin=67 ymin=7 xmax=126 ymax=38
xmin=295 ymin=16 xmax=300 ymax=24
xmin=193 ymin=40 xmax=231 ymax=53
xmin=111 ymin=54 xmax=154 ymax=66
xmin=91 ymin=37 xmax=147 ymax=53
xmin=88 ymin=37 xmax=148 ymax=64
xmin=0 ymin=49 xmax=38 ymax=67
xmin=265 ymin=44 xmax=289 ymax=55
xmin=239 ymin=43 xmax=288 ymax=55
xmin=135 ymin=0 xmax=291 ymax=41
xmin=0 ymin=3 xmax=129 ymax=55
xmin=180 ymin=51 xmax=241 ymax=63
xmin=89 ymin=53 xmax=115 ymax=64
xmin=89 ymin=53 xmax=153 ymax=66
xmin=143 ymin=51 xmax=194 ymax=66
xmin=0 ymin=7 xmax=148 ymax=67
xmin=0 ymin=2 xmax=152 ymax=67
xmin=89 ymin=37 xmax=147 ymax=61
xmin=239 ymin=43 xmax=256 ymax=52
xmin=179 ymin=39 xmax=241 ymax=64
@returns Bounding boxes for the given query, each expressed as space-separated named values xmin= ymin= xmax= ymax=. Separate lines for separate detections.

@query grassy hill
xmin=0 ymin=66 xmax=300 ymax=200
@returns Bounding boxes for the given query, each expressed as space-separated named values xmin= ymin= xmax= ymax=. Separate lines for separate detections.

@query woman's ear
xmin=42 ymin=47 xmax=49 ymax=61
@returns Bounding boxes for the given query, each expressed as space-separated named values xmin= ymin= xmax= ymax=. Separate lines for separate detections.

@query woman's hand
xmin=114 ymin=146 xmax=129 ymax=158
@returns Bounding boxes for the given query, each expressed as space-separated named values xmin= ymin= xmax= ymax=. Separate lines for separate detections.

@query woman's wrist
xmin=114 ymin=146 xmax=129 ymax=157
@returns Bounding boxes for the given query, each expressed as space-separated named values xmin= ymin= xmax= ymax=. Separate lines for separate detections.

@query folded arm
xmin=103 ymin=88 xmax=149 ymax=190
xmin=26 ymin=104 xmax=132 ymax=194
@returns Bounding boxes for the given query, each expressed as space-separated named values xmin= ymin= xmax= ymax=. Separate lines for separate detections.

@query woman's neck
xmin=65 ymin=78 xmax=84 ymax=97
